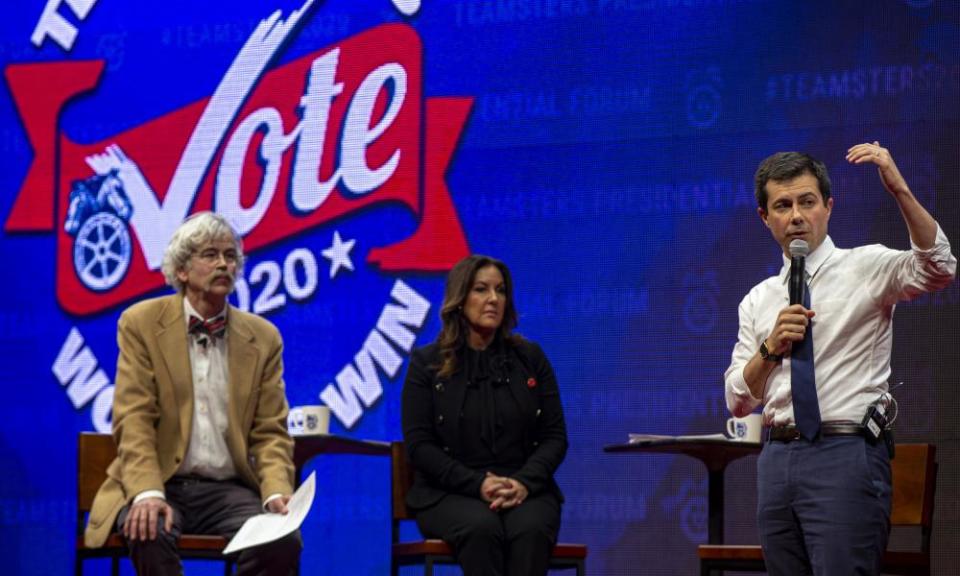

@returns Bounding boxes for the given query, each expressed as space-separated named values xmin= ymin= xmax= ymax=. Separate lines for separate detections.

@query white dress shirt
xmin=178 ymin=298 xmax=236 ymax=479
xmin=726 ymin=226 xmax=956 ymax=426
xmin=132 ymin=300 xmax=235 ymax=504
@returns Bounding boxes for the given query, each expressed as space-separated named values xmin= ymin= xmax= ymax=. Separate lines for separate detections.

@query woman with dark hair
xmin=401 ymin=255 xmax=568 ymax=576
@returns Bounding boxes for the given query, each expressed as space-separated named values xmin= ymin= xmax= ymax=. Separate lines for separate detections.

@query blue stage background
xmin=1 ymin=1 xmax=957 ymax=574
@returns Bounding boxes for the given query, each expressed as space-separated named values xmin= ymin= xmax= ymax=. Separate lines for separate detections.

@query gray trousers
xmin=117 ymin=476 xmax=301 ymax=576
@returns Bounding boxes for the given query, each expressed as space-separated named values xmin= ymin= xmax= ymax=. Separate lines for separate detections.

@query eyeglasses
xmin=194 ymin=248 xmax=239 ymax=265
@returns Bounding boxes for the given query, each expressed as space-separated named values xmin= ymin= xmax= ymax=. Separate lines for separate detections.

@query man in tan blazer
xmin=84 ymin=212 xmax=300 ymax=575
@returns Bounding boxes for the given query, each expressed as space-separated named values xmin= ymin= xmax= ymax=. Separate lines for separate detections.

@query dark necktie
xmin=791 ymin=280 xmax=820 ymax=440
xmin=188 ymin=315 xmax=227 ymax=341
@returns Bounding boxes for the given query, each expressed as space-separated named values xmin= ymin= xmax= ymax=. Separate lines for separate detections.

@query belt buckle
xmin=768 ymin=426 xmax=801 ymax=442
xmin=782 ymin=427 xmax=801 ymax=442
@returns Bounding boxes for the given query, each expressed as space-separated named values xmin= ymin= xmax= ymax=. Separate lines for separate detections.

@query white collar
xmin=182 ymin=297 xmax=228 ymax=327
xmin=778 ymin=235 xmax=836 ymax=284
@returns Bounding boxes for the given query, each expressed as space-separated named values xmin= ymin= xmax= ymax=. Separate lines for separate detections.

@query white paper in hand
xmin=223 ymin=471 xmax=316 ymax=555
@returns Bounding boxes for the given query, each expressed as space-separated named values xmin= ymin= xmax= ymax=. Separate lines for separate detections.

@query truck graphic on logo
xmin=64 ymin=152 xmax=134 ymax=291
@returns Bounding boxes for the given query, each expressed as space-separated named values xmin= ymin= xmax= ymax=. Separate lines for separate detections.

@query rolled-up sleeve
xmin=893 ymin=225 xmax=955 ymax=303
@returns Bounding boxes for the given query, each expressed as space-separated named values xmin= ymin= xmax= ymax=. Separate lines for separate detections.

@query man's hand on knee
xmin=123 ymin=497 xmax=174 ymax=541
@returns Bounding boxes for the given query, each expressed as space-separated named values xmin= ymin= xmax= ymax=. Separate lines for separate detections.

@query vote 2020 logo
xmin=5 ymin=0 xmax=471 ymax=429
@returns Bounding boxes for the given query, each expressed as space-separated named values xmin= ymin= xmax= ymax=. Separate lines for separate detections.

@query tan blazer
xmin=84 ymin=293 xmax=295 ymax=547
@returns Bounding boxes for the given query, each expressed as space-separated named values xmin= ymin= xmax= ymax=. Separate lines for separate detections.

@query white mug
xmin=726 ymin=413 xmax=763 ymax=442
xmin=288 ymin=405 xmax=331 ymax=436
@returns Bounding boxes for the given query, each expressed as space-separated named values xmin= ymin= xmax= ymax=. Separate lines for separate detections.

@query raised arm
xmin=846 ymin=142 xmax=937 ymax=249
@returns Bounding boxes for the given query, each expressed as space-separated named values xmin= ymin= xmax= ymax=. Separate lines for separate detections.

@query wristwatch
xmin=759 ymin=340 xmax=782 ymax=362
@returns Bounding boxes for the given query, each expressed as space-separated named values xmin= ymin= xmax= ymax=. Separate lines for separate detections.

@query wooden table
xmin=293 ymin=433 xmax=391 ymax=484
xmin=290 ymin=434 xmax=391 ymax=576
xmin=604 ymin=435 xmax=761 ymax=545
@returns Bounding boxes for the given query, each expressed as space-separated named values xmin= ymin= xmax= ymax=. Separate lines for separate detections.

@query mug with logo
xmin=726 ymin=413 xmax=763 ymax=443
xmin=288 ymin=405 xmax=331 ymax=436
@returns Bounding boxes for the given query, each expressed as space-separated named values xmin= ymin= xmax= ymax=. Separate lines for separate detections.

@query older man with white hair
xmin=84 ymin=211 xmax=300 ymax=575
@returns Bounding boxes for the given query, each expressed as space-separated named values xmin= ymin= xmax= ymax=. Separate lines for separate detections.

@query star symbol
xmin=322 ymin=231 xmax=356 ymax=279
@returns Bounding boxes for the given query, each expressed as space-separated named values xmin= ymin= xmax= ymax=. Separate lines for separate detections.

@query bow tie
xmin=188 ymin=315 xmax=227 ymax=341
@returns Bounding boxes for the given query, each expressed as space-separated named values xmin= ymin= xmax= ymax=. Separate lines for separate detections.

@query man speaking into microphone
xmin=724 ymin=144 xmax=956 ymax=575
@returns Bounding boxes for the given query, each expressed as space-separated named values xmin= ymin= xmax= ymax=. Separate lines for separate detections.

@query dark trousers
xmin=116 ymin=476 xmax=301 ymax=576
xmin=757 ymin=435 xmax=891 ymax=576
xmin=415 ymin=492 xmax=561 ymax=576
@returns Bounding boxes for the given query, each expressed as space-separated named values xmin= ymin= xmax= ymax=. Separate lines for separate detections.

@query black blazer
xmin=401 ymin=339 xmax=568 ymax=510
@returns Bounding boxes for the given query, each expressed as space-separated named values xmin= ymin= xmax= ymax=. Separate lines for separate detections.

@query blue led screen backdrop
xmin=1 ymin=1 xmax=957 ymax=574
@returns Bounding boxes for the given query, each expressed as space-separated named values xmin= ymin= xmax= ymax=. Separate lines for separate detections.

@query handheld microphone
xmin=789 ymin=239 xmax=809 ymax=306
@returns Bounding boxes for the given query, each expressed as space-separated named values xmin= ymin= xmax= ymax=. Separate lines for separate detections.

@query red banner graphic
xmin=5 ymin=23 xmax=470 ymax=315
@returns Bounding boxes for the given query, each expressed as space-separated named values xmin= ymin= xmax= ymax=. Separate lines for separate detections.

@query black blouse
xmin=460 ymin=345 xmax=526 ymax=475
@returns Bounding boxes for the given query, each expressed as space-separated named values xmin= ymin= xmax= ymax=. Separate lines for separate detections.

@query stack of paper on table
xmin=627 ymin=433 xmax=729 ymax=444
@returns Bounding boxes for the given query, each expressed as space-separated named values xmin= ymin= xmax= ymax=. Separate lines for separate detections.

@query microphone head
xmin=789 ymin=239 xmax=810 ymax=258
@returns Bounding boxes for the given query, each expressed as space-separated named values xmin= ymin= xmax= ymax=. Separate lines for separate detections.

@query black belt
xmin=767 ymin=422 xmax=865 ymax=442
xmin=167 ymin=474 xmax=220 ymax=486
